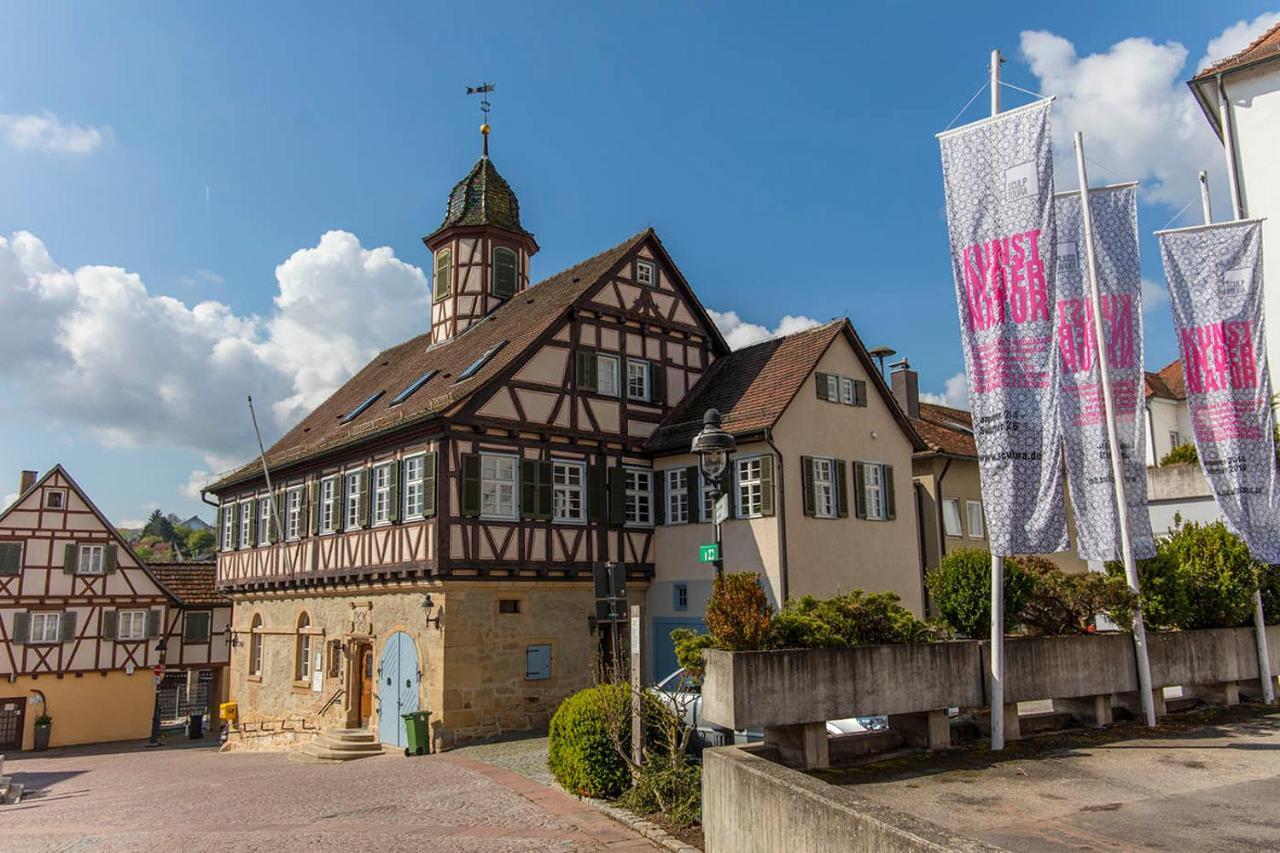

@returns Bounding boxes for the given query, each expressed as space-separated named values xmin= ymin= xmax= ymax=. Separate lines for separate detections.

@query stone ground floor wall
xmin=224 ymin=580 xmax=638 ymax=752
xmin=2 ymin=670 xmax=155 ymax=750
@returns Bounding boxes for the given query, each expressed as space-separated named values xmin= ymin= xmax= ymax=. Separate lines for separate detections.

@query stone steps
xmin=289 ymin=728 xmax=385 ymax=763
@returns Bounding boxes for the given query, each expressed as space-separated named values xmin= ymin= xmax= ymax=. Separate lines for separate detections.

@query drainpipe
xmin=765 ymin=428 xmax=790 ymax=603
xmin=935 ymin=457 xmax=953 ymax=559
xmin=1216 ymin=75 xmax=1246 ymax=219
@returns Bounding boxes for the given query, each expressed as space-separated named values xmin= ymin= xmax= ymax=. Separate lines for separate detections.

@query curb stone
xmin=571 ymin=789 xmax=701 ymax=853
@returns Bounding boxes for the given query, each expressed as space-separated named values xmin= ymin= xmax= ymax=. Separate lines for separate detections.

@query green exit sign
xmin=699 ymin=543 xmax=720 ymax=563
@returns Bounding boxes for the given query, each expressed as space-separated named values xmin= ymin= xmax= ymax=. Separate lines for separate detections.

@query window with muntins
xmin=966 ymin=500 xmax=985 ymax=539
xmin=480 ymin=455 xmax=517 ymax=519
xmin=345 ymin=472 xmax=363 ymax=529
xmin=636 ymin=260 xmax=656 ymax=286
xmin=700 ymin=471 xmax=714 ymax=522
xmin=737 ymin=457 xmax=765 ymax=517
xmin=30 ymin=612 xmax=61 ymax=643
xmin=596 ymin=354 xmax=620 ymax=397
xmin=623 ymin=469 xmax=653 ymax=526
xmin=403 ymin=455 xmax=426 ymax=518
xmin=250 ymin=614 xmax=264 ymax=675
xmin=552 ymin=462 xmax=585 ymax=523
xmin=372 ymin=464 xmax=392 ymax=525
xmin=286 ymin=488 xmax=303 ymax=540
xmin=221 ymin=507 xmax=234 ymax=550
xmin=258 ymin=497 xmax=272 ymax=545
xmin=863 ymin=463 xmax=885 ymax=520
xmin=813 ymin=458 xmax=836 ymax=518
xmin=239 ymin=502 xmax=253 ymax=549
xmin=942 ymin=498 xmax=963 ymax=537
xmin=78 ymin=544 xmax=105 ymax=575
xmin=434 ymin=249 xmax=451 ymax=301
xmin=118 ymin=609 xmax=147 ymax=641
xmin=320 ymin=477 xmax=338 ymax=533
xmin=840 ymin=377 xmax=855 ymax=405
xmin=674 ymin=583 xmax=689 ymax=612
xmin=627 ymin=359 xmax=650 ymax=401
xmin=296 ymin=613 xmax=312 ymax=681
xmin=665 ymin=469 xmax=689 ymax=524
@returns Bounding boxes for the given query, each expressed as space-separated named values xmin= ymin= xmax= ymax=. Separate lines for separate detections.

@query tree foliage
xmin=1016 ymin=555 xmax=1136 ymax=635
xmin=925 ymin=548 xmax=1035 ymax=638
xmin=1159 ymin=442 xmax=1199 ymax=467
xmin=704 ymin=572 xmax=773 ymax=651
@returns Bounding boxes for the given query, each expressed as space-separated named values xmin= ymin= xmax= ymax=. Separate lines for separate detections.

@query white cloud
xmin=0 ymin=229 xmax=428 ymax=480
xmin=2 ymin=493 xmax=16 ymax=512
xmin=1199 ymin=13 xmax=1280 ymax=71
xmin=1141 ymin=278 xmax=1169 ymax=313
xmin=116 ymin=518 xmax=147 ymax=530
xmin=0 ymin=111 xmax=106 ymax=154
xmin=181 ymin=469 xmax=213 ymax=502
xmin=707 ymin=309 xmax=822 ymax=350
xmin=920 ymin=371 xmax=971 ymax=410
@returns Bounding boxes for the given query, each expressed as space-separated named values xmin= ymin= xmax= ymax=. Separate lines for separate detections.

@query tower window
xmin=434 ymin=249 xmax=452 ymax=302
xmin=493 ymin=247 xmax=518 ymax=298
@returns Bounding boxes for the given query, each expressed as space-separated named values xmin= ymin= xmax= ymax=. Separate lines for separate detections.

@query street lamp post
xmin=147 ymin=638 xmax=168 ymax=748
xmin=691 ymin=408 xmax=736 ymax=579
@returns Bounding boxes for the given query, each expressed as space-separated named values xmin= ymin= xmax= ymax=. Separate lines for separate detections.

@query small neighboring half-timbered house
xmin=0 ymin=466 xmax=175 ymax=751
xmin=148 ymin=561 xmax=232 ymax=728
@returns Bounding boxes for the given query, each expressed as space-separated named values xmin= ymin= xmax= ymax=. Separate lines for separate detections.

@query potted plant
xmin=33 ymin=713 xmax=52 ymax=751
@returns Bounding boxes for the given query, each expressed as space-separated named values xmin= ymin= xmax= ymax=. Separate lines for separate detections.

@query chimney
xmin=19 ymin=470 xmax=37 ymax=496
xmin=890 ymin=360 xmax=920 ymax=420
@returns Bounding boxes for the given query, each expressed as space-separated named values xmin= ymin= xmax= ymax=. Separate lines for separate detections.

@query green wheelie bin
xmin=402 ymin=710 xmax=432 ymax=756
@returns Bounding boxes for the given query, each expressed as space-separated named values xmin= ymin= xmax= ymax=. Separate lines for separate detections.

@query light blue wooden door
xmin=377 ymin=632 xmax=419 ymax=747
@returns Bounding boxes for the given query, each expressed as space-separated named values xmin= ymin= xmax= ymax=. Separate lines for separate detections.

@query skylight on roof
xmin=455 ymin=341 xmax=506 ymax=382
xmin=391 ymin=370 xmax=437 ymax=406
xmin=340 ymin=390 xmax=386 ymax=424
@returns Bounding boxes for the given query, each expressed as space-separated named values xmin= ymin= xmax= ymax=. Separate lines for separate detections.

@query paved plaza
xmin=0 ymin=738 xmax=658 ymax=852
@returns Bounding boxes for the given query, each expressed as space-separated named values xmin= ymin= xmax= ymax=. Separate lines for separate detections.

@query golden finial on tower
xmin=467 ymin=83 xmax=495 ymax=157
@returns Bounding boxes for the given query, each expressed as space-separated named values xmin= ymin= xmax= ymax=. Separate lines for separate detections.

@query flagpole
xmin=248 ymin=395 xmax=294 ymax=576
xmin=988 ymin=46 xmax=1006 ymax=752
xmin=1073 ymin=133 xmax=1157 ymax=727
xmin=1198 ymin=171 xmax=1212 ymax=225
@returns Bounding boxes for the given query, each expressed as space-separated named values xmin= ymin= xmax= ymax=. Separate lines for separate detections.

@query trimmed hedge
xmin=925 ymin=548 xmax=1036 ymax=638
xmin=547 ymin=683 xmax=632 ymax=798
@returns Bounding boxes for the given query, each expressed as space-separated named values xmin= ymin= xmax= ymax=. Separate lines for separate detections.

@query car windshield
xmin=656 ymin=669 xmax=701 ymax=694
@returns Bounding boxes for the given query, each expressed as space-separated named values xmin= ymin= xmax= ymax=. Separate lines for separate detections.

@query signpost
xmin=713 ymin=495 xmax=729 ymax=526
xmin=153 ymin=664 xmax=165 ymax=687
xmin=698 ymin=543 xmax=720 ymax=563
xmin=630 ymin=604 xmax=642 ymax=768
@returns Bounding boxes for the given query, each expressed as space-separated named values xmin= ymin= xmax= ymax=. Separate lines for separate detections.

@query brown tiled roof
xmin=147 ymin=562 xmax=227 ymax=607
xmin=1193 ymin=22 xmax=1280 ymax=79
xmin=1145 ymin=359 xmax=1185 ymax=400
xmin=912 ymin=402 xmax=977 ymax=458
xmin=210 ymin=230 xmax=653 ymax=490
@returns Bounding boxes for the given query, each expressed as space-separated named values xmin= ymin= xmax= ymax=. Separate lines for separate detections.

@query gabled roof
xmin=1189 ymin=21 xmax=1280 ymax=136
xmin=647 ymin=319 xmax=925 ymax=453
xmin=147 ymin=562 xmax=228 ymax=607
xmin=425 ymin=156 xmax=532 ymax=243
xmin=912 ymin=403 xmax=977 ymax=459
xmin=1145 ymin=359 xmax=1185 ymax=401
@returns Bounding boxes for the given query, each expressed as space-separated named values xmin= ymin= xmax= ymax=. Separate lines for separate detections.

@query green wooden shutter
xmin=883 ymin=465 xmax=896 ymax=520
xmin=493 ymin=247 xmax=517 ymax=298
xmin=608 ymin=467 xmax=626 ymax=526
xmin=854 ymin=379 xmax=868 ymax=407
xmin=649 ymin=362 xmax=665 ymax=405
xmin=653 ymin=471 xmax=665 ymax=526
xmin=12 ymin=612 xmax=29 ymax=644
xmin=836 ymin=460 xmax=849 ymax=518
xmin=60 ymin=611 xmax=77 ymax=643
xmin=815 ymin=372 xmax=829 ymax=400
xmin=685 ymin=466 xmax=700 ymax=522
xmin=146 ymin=609 xmax=162 ymax=639
xmin=520 ymin=459 xmax=538 ymax=520
xmin=306 ymin=482 xmax=318 ymax=537
xmin=102 ymin=609 xmax=118 ymax=640
xmin=214 ymin=506 xmax=224 ymax=552
xmin=587 ymin=465 xmax=605 ymax=523
xmin=423 ymin=451 xmax=438 ymax=517
xmin=759 ymin=455 xmax=775 ymax=517
xmin=853 ymin=462 xmax=868 ymax=519
xmin=800 ymin=456 xmax=815 ymax=517
xmin=460 ymin=454 xmax=481 ymax=517
xmin=388 ymin=463 xmax=401 ymax=523
xmin=0 ymin=542 xmax=21 ymax=574
xmin=63 ymin=541 xmax=78 ymax=574
xmin=104 ymin=544 xmax=118 ymax=574
xmin=575 ymin=351 xmax=598 ymax=393
xmin=537 ymin=460 xmax=554 ymax=521
xmin=361 ymin=469 xmax=373 ymax=527
xmin=435 ymin=249 xmax=451 ymax=300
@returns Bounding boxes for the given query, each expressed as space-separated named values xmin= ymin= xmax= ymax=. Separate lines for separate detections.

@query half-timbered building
xmin=148 ymin=561 xmax=232 ymax=728
xmin=208 ymin=133 xmax=928 ymax=752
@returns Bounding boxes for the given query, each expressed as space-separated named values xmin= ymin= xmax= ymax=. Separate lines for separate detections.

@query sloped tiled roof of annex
xmin=147 ymin=561 xmax=228 ymax=607
xmin=648 ymin=320 xmax=924 ymax=453
xmin=1193 ymin=21 xmax=1280 ymax=79
xmin=1145 ymin=359 xmax=1186 ymax=401
xmin=912 ymin=402 xmax=977 ymax=459
xmin=210 ymin=230 xmax=654 ymax=490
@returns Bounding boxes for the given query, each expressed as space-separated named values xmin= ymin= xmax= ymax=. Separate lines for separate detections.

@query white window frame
xmin=736 ymin=456 xmax=766 ymax=519
xmin=627 ymin=358 xmax=650 ymax=402
xmin=825 ymin=374 xmax=840 ymax=401
xmin=1169 ymin=431 xmax=1181 ymax=449
xmin=45 ymin=490 xmax=65 ymax=509
xmin=238 ymin=501 xmax=253 ymax=549
xmin=665 ymin=468 xmax=690 ymax=525
xmin=480 ymin=453 xmax=518 ymax=521
xmin=296 ymin=614 xmax=312 ymax=682
xmin=221 ymin=505 xmax=234 ymax=550
xmin=552 ymin=461 xmax=586 ymax=524
xmin=812 ymin=457 xmax=836 ymax=518
xmin=966 ymin=500 xmax=985 ymax=539
xmin=29 ymin=611 xmax=61 ymax=644
xmin=77 ymin=543 xmax=105 ymax=575
xmin=623 ymin=468 xmax=654 ymax=527
xmin=942 ymin=498 xmax=963 ymax=537
xmin=863 ymin=462 xmax=886 ymax=521
xmin=319 ymin=477 xmax=339 ymax=534
xmin=699 ymin=470 xmax=715 ymax=522
xmin=840 ymin=377 xmax=855 ymax=405
xmin=403 ymin=454 xmax=426 ymax=519
xmin=258 ymin=497 xmax=272 ymax=546
xmin=118 ymin=609 xmax=147 ymax=641
xmin=636 ymin=259 xmax=656 ymax=286
xmin=285 ymin=487 xmax=303 ymax=541
xmin=344 ymin=471 xmax=363 ymax=530
xmin=597 ymin=353 xmax=620 ymax=398
xmin=372 ymin=463 xmax=392 ymax=525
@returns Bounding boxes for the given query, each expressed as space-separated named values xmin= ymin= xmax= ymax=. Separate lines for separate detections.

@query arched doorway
xmin=376 ymin=631 xmax=420 ymax=748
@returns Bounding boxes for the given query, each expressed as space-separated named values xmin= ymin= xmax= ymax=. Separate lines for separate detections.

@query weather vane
xmin=466 ymin=83 xmax=495 ymax=155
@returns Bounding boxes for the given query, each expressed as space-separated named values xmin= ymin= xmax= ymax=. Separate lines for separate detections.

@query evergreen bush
xmin=925 ymin=548 xmax=1035 ymax=638
xmin=1015 ymin=556 xmax=1137 ymax=635
xmin=547 ymin=683 xmax=633 ymax=798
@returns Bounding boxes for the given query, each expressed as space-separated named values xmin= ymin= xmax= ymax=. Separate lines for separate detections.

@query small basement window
xmin=340 ymin=390 xmax=385 ymax=424
xmin=391 ymin=370 xmax=437 ymax=406
xmin=456 ymin=341 xmax=507 ymax=382
xmin=499 ymin=599 xmax=522 ymax=615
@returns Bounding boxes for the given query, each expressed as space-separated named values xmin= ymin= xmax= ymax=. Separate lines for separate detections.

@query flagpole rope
xmin=1159 ymin=197 xmax=1199 ymax=231
xmin=998 ymin=79 xmax=1048 ymax=99
xmin=943 ymin=80 xmax=990 ymax=131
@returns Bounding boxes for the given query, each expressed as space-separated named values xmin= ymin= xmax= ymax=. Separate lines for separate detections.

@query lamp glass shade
xmin=702 ymin=448 xmax=728 ymax=479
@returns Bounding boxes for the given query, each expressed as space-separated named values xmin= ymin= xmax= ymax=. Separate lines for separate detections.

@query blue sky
xmin=1 ymin=1 xmax=1275 ymax=525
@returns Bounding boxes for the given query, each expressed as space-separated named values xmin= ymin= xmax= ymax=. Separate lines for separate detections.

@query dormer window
xmin=636 ymin=260 xmax=655 ymax=286
xmin=493 ymin=247 xmax=517 ymax=298
xmin=434 ymin=249 xmax=452 ymax=302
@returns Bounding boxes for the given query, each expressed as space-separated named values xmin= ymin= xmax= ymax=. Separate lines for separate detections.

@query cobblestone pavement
xmin=0 ymin=739 xmax=658 ymax=852
xmin=451 ymin=735 xmax=554 ymax=786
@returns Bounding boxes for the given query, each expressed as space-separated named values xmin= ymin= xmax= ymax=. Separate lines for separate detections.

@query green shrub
xmin=1159 ymin=442 xmax=1199 ymax=467
xmin=1016 ymin=556 xmax=1137 ymax=635
xmin=1261 ymin=564 xmax=1280 ymax=625
xmin=769 ymin=590 xmax=932 ymax=649
xmin=670 ymin=628 xmax=717 ymax=679
xmin=925 ymin=548 xmax=1035 ymax=638
xmin=705 ymin=572 xmax=773 ymax=651
xmin=1113 ymin=520 xmax=1262 ymax=630
xmin=618 ymin=762 xmax=702 ymax=828
xmin=548 ymin=683 xmax=633 ymax=798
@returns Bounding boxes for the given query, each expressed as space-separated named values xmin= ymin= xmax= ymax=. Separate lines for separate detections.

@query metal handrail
xmin=316 ymin=687 xmax=346 ymax=717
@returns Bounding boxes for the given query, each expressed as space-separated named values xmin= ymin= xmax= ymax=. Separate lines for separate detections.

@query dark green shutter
xmin=63 ymin=542 xmax=77 ymax=574
xmin=232 ymin=504 xmax=242 ymax=547
xmin=460 ymin=453 xmax=481 ymax=517
xmin=104 ymin=544 xmax=118 ymax=574
xmin=537 ymin=461 xmax=554 ymax=521
xmin=493 ymin=247 xmax=517 ymax=298
xmin=815 ymin=372 xmax=829 ymax=400
xmin=362 ymin=470 xmax=372 ymax=527
xmin=587 ymin=465 xmax=605 ymax=523
xmin=576 ymin=351 xmax=598 ymax=393
xmin=307 ymin=482 xmax=318 ymax=537
xmin=0 ymin=542 xmax=21 ymax=574
xmin=653 ymin=471 xmax=665 ymax=526
xmin=214 ymin=506 xmax=224 ymax=552
xmin=12 ymin=612 xmax=29 ymax=644
xmin=521 ymin=459 xmax=538 ymax=520
xmin=800 ymin=456 xmax=815 ymax=517
xmin=60 ymin=611 xmax=77 ymax=643
xmin=685 ymin=466 xmax=700 ymax=522
xmin=388 ymin=464 xmax=401 ymax=523
xmin=649 ymin=363 xmax=665 ymax=405
xmin=836 ymin=460 xmax=849 ymax=518
xmin=608 ymin=467 xmax=626 ymax=526
xmin=854 ymin=462 xmax=868 ymax=519
xmin=884 ymin=465 xmax=896 ymax=520
xmin=759 ymin=455 xmax=775 ymax=517
xmin=146 ymin=609 xmax=162 ymax=639
xmin=102 ymin=610 xmax=117 ymax=640
xmin=854 ymin=379 xmax=868 ymax=407
xmin=423 ymin=451 xmax=438 ymax=517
